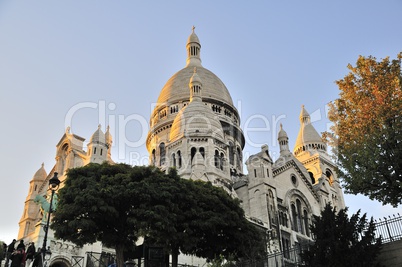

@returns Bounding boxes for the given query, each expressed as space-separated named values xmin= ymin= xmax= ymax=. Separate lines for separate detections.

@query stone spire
xmin=105 ymin=125 xmax=113 ymax=147
xmin=186 ymin=26 xmax=202 ymax=67
xmin=293 ymin=105 xmax=326 ymax=157
xmin=189 ymin=67 xmax=202 ymax=101
xmin=278 ymin=123 xmax=290 ymax=156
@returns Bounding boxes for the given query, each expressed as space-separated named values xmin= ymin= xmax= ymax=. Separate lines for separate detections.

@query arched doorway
xmin=50 ymin=257 xmax=72 ymax=267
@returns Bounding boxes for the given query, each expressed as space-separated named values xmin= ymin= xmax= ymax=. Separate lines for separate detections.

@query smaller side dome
xmin=33 ymin=163 xmax=47 ymax=181
xmin=105 ymin=125 xmax=113 ymax=146
xmin=187 ymin=26 xmax=201 ymax=46
xmin=293 ymin=105 xmax=326 ymax=156
xmin=170 ymin=68 xmax=224 ymax=141
xmin=278 ymin=124 xmax=290 ymax=156
xmin=90 ymin=124 xmax=106 ymax=144
xmin=278 ymin=123 xmax=288 ymax=140
xmin=170 ymin=102 xmax=225 ymax=142
xmin=189 ymin=67 xmax=202 ymax=85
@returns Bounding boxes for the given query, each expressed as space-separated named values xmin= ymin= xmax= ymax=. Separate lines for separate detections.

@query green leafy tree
xmin=134 ymin=168 xmax=267 ymax=266
xmin=52 ymin=163 xmax=266 ymax=267
xmin=324 ymin=52 xmax=402 ymax=206
xmin=300 ymin=204 xmax=382 ymax=267
xmin=51 ymin=163 xmax=154 ymax=267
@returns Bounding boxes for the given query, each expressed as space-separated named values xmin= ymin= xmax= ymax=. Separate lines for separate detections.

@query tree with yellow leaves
xmin=325 ymin=52 xmax=402 ymax=207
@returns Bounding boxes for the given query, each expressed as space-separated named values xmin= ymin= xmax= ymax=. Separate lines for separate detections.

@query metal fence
xmin=86 ymin=252 xmax=116 ymax=267
xmin=82 ymin=215 xmax=402 ymax=267
xmin=373 ymin=213 xmax=402 ymax=244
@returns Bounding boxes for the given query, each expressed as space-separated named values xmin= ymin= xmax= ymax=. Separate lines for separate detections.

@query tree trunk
xmin=115 ymin=243 xmax=125 ymax=267
xmin=171 ymin=248 xmax=179 ymax=267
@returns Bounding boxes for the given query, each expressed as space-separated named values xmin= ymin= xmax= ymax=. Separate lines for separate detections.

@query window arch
xmin=60 ymin=143 xmax=69 ymax=174
xmin=267 ymin=190 xmax=275 ymax=224
xmin=151 ymin=149 xmax=156 ymax=165
xmin=290 ymin=195 xmax=311 ymax=236
xmin=236 ymin=147 xmax=242 ymax=168
xmin=296 ymin=199 xmax=304 ymax=234
xmin=159 ymin=143 xmax=166 ymax=165
xmin=326 ymin=169 xmax=334 ymax=186
xmin=214 ymin=150 xmax=219 ymax=168
xmin=229 ymin=142 xmax=234 ymax=165
xmin=191 ymin=147 xmax=197 ymax=163
xmin=172 ymin=153 xmax=176 ymax=167
xmin=303 ymin=209 xmax=310 ymax=236
xmin=308 ymin=171 xmax=315 ymax=184
xmin=291 ymin=204 xmax=298 ymax=231
xmin=199 ymin=147 xmax=205 ymax=159
xmin=220 ymin=152 xmax=224 ymax=170
xmin=177 ymin=150 xmax=182 ymax=168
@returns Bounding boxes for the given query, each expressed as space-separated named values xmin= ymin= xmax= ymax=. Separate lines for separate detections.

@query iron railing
xmin=82 ymin=215 xmax=402 ymax=267
xmin=373 ymin=213 xmax=402 ymax=244
xmin=86 ymin=251 xmax=115 ymax=267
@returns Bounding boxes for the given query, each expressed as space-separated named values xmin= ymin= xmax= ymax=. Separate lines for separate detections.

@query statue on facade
xmin=34 ymin=193 xmax=58 ymax=222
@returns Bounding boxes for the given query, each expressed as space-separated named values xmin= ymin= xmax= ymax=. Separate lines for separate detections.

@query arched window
xmin=191 ymin=147 xmax=197 ymax=163
xmin=267 ymin=190 xmax=275 ymax=224
xmin=326 ymin=169 xmax=334 ymax=186
xmin=229 ymin=142 xmax=234 ymax=165
xmin=220 ymin=152 xmax=224 ymax=170
xmin=199 ymin=147 xmax=205 ymax=158
xmin=236 ymin=147 xmax=242 ymax=168
xmin=304 ymin=210 xmax=310 ymax=236
xmin=296 ymin=199 xmax=304 ymax=234
xmin=60 ymin=143 xmax=69 ymax=174
xmin=308 ymin=171 xmax=315 ymax=184
xmin=291 ymin=204 xmax=298 ymax=231
xmin=152 ymin=149 xmax=156 ymax=165
xmin=159 ymin=143 xmax=166 ymax=165
xmin=172 ymin=153 xmax=176 ymax=167
xmin=214 ymin=150 xmax=219 ymax=168
xmin=283 ymin=213 xmax=288 ymax=227
xmin=177 ymin=150 xmax=182 ymax=168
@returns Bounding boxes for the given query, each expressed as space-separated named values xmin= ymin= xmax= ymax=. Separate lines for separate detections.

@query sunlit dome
xmin=156 ymin=67 xmax=234 ymax=107
xmin=170 ymin=100 xmax=225 ymax=142
xmin=33 ymin=163 xmax=47 ymax=181
xmin=170 ymin=67 xmax=224 ymax=142
xmin=155 ymin=27 xmax=234 ymax=109
xmin=89 ymin=124 xmax=106 ymax=143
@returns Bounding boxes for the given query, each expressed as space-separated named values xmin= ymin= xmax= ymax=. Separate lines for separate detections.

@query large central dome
xmin=157 ymin=66 xmax=234 ymax=106
xmin=155 ymin=28 xmax=233 ymax=107
xmin=147 ymin=28 xmax=245 ymax=174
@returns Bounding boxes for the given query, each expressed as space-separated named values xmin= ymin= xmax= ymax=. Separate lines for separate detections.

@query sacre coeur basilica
xmin=17 ymin=28 xmax=345 ymax=267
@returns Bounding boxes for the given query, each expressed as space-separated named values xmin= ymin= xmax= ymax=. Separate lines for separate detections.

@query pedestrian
xmin=16 ymin=240 xmax=25 ymax=251
xmin=32 ymin=248 xmax=42 ymax=267
xmin=0 ymin=242 xmax=7 ymax=267
xmin=20 ymin=248 xmax=27 ymax=267
xmin=25 ymin=243 xmax=36 ymax=267
xmin=5 ymin=239 xmax=16 ymax=267
xmin=10 ymin=248 xmax=24 ymax=267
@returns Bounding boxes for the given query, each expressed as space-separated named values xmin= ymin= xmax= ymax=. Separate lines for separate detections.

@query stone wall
xmin=376 ymin=239 xmax=402 ymax=267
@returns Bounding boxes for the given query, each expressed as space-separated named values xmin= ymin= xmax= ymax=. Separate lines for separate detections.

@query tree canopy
xmin=51 ymin=163 xmax=265 ymax=267
xmin=300 ymin=204 xmax=382 ymax=267
xmin=325 ymin=52 xmax=402 ymax=206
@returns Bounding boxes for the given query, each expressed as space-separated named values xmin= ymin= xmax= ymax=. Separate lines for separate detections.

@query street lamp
xmin=44 ymin=249 xmax=52 ymax=267
xmin=41 ymin=172 xmax=60 ymax=267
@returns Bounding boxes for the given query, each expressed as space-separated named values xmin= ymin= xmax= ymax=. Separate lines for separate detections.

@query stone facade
xmin=17 ymin=29 xmax=345 ymax=266
xmin=18 ymin=126 xmax=114 ymax=267
xmin=146 ymin=29 xmax=345 ymax=255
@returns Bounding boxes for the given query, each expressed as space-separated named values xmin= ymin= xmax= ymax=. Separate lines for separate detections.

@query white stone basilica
xmin=18 ymin=28 xmax=345 ymax=267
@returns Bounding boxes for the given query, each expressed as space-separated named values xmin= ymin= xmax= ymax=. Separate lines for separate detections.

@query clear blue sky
xmin=1 ymin=1 xmax=402 ymax=243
